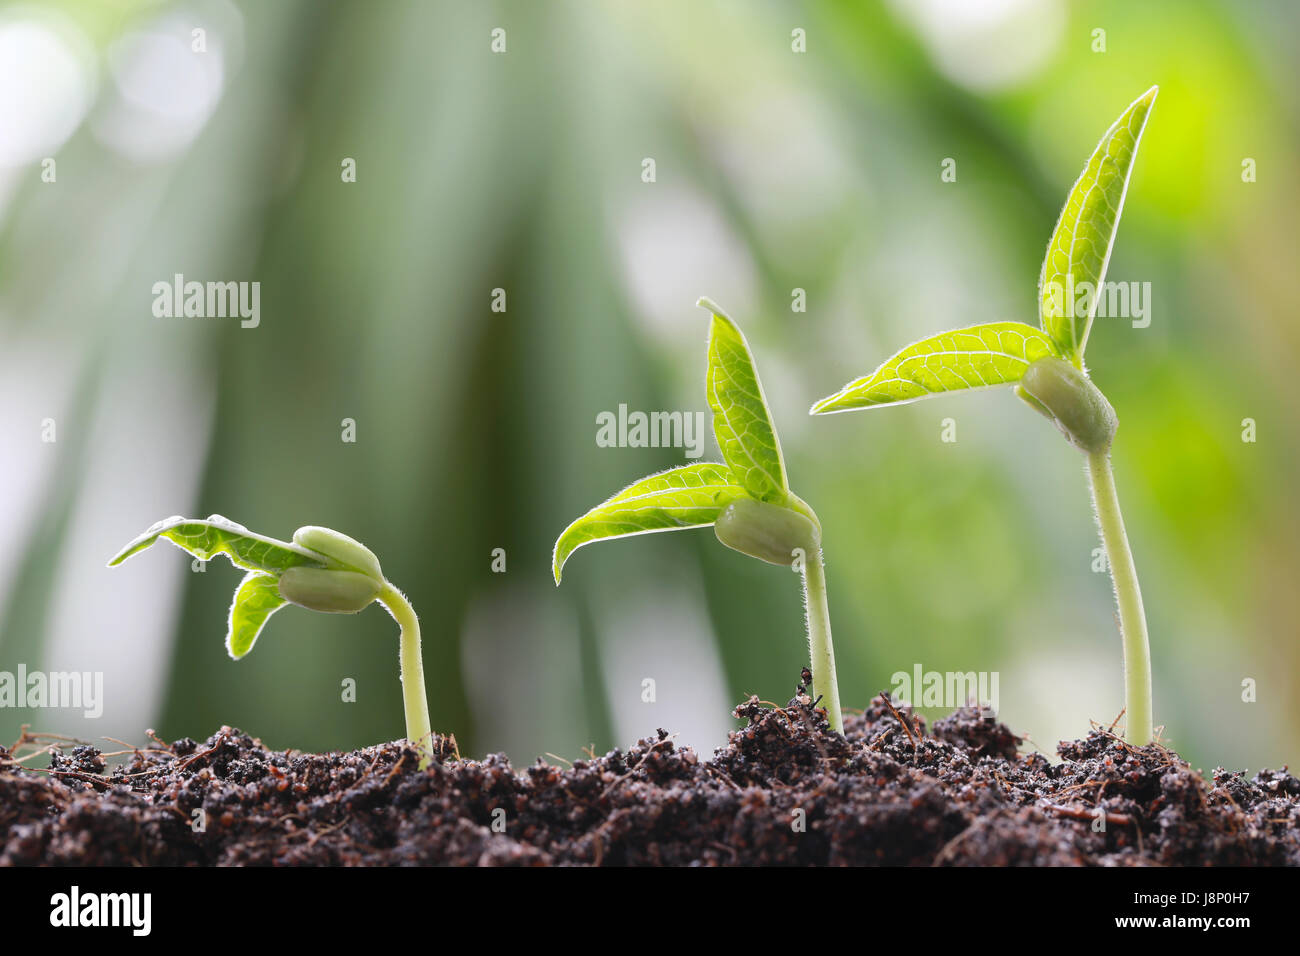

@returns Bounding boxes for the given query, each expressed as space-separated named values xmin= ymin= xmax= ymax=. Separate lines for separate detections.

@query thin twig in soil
xmin=1043 ymin=802 xmax=1134 ymax=827
xmin=1093 ymin=719 xmax=1174 ymax=762
xmin=382 ymin=753 xmax=407 ymax=788
xmin=99 ymin=736 xmax=171 ymax=759
xmin=1107 ymin=708 xmax=1126 ymax=734
xmin=7 ymin=727 xmax=100 ymax=764
xmin=306 ymin=817 xmax=351 ymax=848
xmin=587 ymin=806 xmax=640 ymax=866
xmin=709 ymin=841 xmax=737 ymax=862
xmin=10 ymin=748 xmax=54 ymax=765
xmin=706 ymin=765 xmax=742 ymax=791
xmin=932 ymin=825 xmax=978 ymax=865
xmin=110 ymin=766 xmax=166 ymax=781
xmin=1090 ymin=724 xmax=1146 ymax=758
xmin=992 ymin=770 xmax=1014 ymax=796
xmin=765 ymin=707 xmax=798 ymax=737
xmin=600 ymin=738 xmax=676 ymax=800
xmin=878 ymin=692 xmax=919 ymax=752
xmin=98 ymin=748 xmax=169 ymax=761
xmin=342 ymin=751 xmax=385 ymax=794
xmin=32 ymin=768 xmax=113 ymax=789
xmin=9 ymin=727 xmax=90 ymax=752
xmin=1016 ymin=732 xmax=1048 ymax=757
xmin=1057 ymin=780 xmax=1104 ymax=796
xmin=792 ymin=700 xmax=831 ymax=764
xmin=176 ymin=732 xmax=229 ymax=771
xmin=1211 ymin=781 xmax=1242 ymax=812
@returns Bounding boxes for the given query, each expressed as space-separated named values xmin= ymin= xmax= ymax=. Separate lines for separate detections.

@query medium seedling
xmin=554 ymin=299 xmax=844 ymax=732
xmin=109 ymin=516 xmax=434 ymax=765
xmin=811 ymin=87 xmax=1159 ymax=744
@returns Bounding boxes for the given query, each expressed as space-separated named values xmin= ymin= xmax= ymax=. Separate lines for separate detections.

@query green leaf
xmin=810 ymin=322 xmax=1059 ymax=414
xmin=1039 ymin=85 xmax=1158 ymax=359
xmin=553 ymin=463 xmax=744 ymax=583
xmin=227 ymin=571 xmax=288 ymax=659
xmin=108 ymin=515 xmax=326 ymax=573
xmin=699 ymin=298 xmax=789 ymax=503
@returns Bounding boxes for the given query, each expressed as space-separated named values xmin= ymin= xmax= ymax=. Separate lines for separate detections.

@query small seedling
xmin=554 ymin=299 xmax=843 ymax=732
xmin=109 ymin=516 xmax=434 ymax=765
xmin=811 ymin=87 xmax=1159 ymax=745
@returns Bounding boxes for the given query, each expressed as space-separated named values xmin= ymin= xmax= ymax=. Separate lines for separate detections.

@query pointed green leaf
xmin=553 ymin=463 xmax=744 ymax=583
xmin=1039 ymin=85 xmax=1157 ymax=359
xmin=810 ymin=322 xmax=1058 ymax=414
xmin=227 ymin=571 xmax=288 ymax=659
xmin=108 ymin=515 xmax=326 ymax=573
xmin=698 ymin=298 xmax=789 ymax=503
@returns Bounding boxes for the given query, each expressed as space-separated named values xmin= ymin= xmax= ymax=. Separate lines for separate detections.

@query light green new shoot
xmin=109 ymin=517 xmax=435 ymax=766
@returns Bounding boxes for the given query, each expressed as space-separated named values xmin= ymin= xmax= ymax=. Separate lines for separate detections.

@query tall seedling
xmin=555 ymin=299 xmax=844 ymax=731
xmin=812 ymin=88 xmax=1159 ymax=744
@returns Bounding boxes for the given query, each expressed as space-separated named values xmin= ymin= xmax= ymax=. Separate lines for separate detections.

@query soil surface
xmin=3 ymin=674 xmax=1297 ymax=865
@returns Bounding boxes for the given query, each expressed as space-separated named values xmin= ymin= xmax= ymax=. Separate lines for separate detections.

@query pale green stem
xmin=802 ymin=547 xmax=843 ymax=733
xmin=377 ymin=583 xmax=434 ymax=768
xmin=1086 ymin=450 xmax=1153 ymax=746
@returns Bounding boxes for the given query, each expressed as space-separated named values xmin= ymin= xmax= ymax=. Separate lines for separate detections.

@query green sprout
xmin=108 ymin=516 xmax=434 ymax=765
xmin=811 ymin=87 xmax=1159 ymax=745
xmin=554 ymin=299 xmax=844 ymax=732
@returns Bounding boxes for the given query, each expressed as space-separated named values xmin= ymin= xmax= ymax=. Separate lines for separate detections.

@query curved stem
xmin=377 ymin=583 xmax=434 ymax=767
xmin=801 ymin=546 xmax=843 ymax=733
xmin=1086 ymin=450 xmax=1153 ymax=746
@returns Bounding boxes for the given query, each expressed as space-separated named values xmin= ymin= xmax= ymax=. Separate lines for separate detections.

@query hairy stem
xmin=802 ymin=546 xmax=843 ymax=733
xmin=1086 ymin=450 xmax=1153 ymax=746
xmin=377 ymin=583 xmax=434 ymax=767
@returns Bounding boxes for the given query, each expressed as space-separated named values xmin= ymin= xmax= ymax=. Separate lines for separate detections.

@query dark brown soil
xmin=3 ymin=675 xmax=1297 ymax=866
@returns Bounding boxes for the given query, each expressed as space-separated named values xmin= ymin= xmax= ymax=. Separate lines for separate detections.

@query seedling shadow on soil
xmin=3 ymin=673 xmax=1296 ymax=866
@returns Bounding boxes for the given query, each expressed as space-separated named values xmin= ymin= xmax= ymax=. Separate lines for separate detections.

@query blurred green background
xmin=1 ymin=0 xmax=1296 ymax=775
